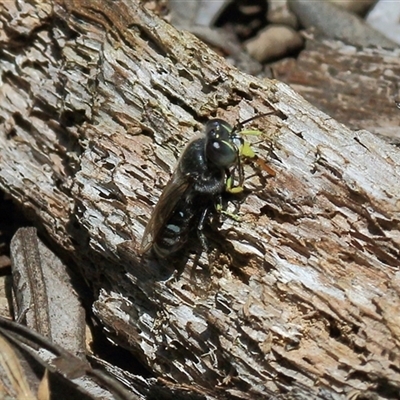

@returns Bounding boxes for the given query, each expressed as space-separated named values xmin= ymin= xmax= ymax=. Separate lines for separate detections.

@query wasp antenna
xmin=232 ymin=110 xmax=278 ymax=136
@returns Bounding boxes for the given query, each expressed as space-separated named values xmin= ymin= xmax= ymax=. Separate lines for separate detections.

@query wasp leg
xmin=215 ymin=195 xmax=241 ymax=222
xmin=225 ymin=168 xmax=244 ymax=194
xmin=225 ymin=175 xmax=244 ymax=194
xmin=197 ymin=207 xmax=210 ymax=252
xmin=219 ymin=209 xmax=241 ymax=222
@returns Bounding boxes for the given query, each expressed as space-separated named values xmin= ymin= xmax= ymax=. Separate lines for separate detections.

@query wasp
xmin=140 ymin=113 xmax=275 ymax=260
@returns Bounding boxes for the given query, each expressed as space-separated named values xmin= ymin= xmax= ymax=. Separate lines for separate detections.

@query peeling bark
xmin=0 ymin=0 xmax=399 ymax=399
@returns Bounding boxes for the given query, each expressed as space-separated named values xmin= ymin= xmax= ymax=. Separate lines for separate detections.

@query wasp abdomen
xmin=153 ymin=202 xmax=195 ymax=258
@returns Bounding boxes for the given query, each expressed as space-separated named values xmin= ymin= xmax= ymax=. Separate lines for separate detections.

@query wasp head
xmin=204 ymin=119 xmax=240 ymax=168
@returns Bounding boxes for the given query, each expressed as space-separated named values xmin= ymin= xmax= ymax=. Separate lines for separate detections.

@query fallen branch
xmin=0 ymin=0 xmax=399 ymax=398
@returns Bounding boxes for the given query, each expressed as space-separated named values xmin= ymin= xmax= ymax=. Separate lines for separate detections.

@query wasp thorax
xmin=205 ymin=119 xmax=238 ymax=168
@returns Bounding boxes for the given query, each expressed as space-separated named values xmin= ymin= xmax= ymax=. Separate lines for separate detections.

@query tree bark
xmin=0 ymin=0 xmax=399 ymax=399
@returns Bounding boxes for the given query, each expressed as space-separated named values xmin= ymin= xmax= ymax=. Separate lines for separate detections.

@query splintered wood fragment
xmin=0 ymin=0 xmax=399 ymax=399
xmin=0 ymin=316 xmax=137 ymax=400
xmin=10 ymin=228 xmax=86 ymax=357
xmin=10 ymin=228 xmax=51 ymax=338
xmin=0 ymin=333 xmax=37 ymax=399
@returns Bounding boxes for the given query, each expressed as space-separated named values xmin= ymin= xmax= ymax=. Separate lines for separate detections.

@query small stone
xmin=288 ymin=0 xmax=397 ymax=48
xmin=267 ymin=0 xmax=299 ymax=29
xmin=367 ymin=0 xmax=400 ymax=45
xmin=245 ymin=25 xmax=304 ymax=63
xmin=328 ymin=0 xmax=375 ymax=16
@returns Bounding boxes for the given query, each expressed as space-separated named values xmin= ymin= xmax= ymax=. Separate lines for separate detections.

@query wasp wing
xmin=140 ymin=170 xmax=192 ymax=254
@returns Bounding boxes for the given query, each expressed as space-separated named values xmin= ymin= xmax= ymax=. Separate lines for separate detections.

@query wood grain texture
xmin=0 ymin=0 xmax=399 ymax=398
xmin=273 ymin=36 xmax=400 ymax=142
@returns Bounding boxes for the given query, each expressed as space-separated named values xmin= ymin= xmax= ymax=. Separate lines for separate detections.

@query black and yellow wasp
xmin=140 ymin=113 xmax=274 ymax=260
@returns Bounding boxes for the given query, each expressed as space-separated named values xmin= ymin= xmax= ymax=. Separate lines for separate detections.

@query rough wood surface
xmin=0 ymin=0 xmax=400 ymax=399
xmin=272 ymin=36 xmax=400 ymax=142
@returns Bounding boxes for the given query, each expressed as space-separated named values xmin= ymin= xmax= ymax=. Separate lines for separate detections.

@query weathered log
xmin=0 ymin=0 xmax=399 ymax=399
xmin=272 ymin=35 xmax=400 ymax=142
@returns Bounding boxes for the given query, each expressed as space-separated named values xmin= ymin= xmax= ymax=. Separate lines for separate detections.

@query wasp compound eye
xmin=207 ymin=139 xmax=237 ymax=168
xmin=204 ymin=119 xmax=237 ymax=167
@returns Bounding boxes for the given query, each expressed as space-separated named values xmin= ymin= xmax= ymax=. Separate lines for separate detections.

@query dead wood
xmin=272 ymin=35 xmax=400 ymax=143
xmin=0 ymin=0 xmax=399 ymax=399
